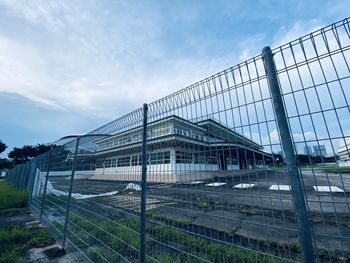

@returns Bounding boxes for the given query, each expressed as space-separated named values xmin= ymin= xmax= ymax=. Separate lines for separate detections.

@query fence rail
xmin=6 ymin=17 xmax=350 ymax=263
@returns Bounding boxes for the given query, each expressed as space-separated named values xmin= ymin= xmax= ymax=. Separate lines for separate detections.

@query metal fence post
xmin=40 ymin=151 xmax=53 ymax=221
xmin=262 ymin=46 xmax=315 ymax=263
xmin=139 ymin=103 xmax=148 ymax=263
xmin=62 ymin=137 xmax=80 ymax=249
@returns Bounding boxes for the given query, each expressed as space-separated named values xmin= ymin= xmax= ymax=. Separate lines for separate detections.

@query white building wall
xmin=93 ymin=164 xmax=177 ymax=182
xmin=92 ymin=148 xmax=178 ymax=182
xmin=227 ymin=165 xmax=240 ymax=170
xmin=92 ymin=147 xmax=242 ymax=183
xmin=38 ymin=170 xmax=95 ymax=178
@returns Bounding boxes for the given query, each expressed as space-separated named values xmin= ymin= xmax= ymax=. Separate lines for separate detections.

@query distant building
xmin=304 ymin=146 xmax=313 ymax=156
xmin=90 ymin=115 xmax=272 ymax=183
xmin=312 ymin=145 xmax=327 ymax=157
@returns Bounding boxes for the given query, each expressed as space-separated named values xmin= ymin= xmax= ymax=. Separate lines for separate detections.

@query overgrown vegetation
xmin=0 ymin=226 xmax=55 ymax=263
xmin=0 ymin=181 xmax=27 ymax=215
xmin=0 ymin=181 xmax=55 ymax=263
xmin=43 ymin=194 xmax=349 ymax=262
xmin=67 ymin=217 xmax=284 ymax=262
xmin=47 ymin=199 xmax=285 ymax=263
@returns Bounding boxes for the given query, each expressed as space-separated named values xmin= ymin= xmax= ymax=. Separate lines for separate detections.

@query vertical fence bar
xmin=20 ymin=164 xmax=25 ymax=189
xmin=14 ymin=166 xmax=17 ymax=187
xmin=28 ymin=158 xmax=38 ymax=208
xmin=22 ymin=163 xmax=27 ymax=189
xmin=17 ymin=165 xmax=23 ymax=189
xmin=19 ymin=164 xmax=24 ymax=189
xmin=262 ymin=46 xmax=315 ymax=263
xmin=40 ymin=150 xmax=53 ymax=221
xmin=139 ymin=103 xmax=148 ymax=263
xmin=21 ymin=164 xmax=26 ymax=189
xmin=62 ymin=137 xmax=80 ymax=249
xmin=16 ymin=166 xmax=20 ymax=188
xmin=24 ymin=162 xmax=31 ymax=190
xmin=13 ymin=166 xmax=17 ymax=187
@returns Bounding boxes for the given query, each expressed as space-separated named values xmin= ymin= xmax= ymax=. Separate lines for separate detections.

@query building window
xmin=105 ymin=159 xmax=112 ymax=168
xmin=174 ymin=125 xmax=187 ymax=136
xmin=131 ymin=133 xmax=141 ymax=142
xmin=106 ymin=142 xmax=113 ymax=148
xmin=164 ymin=151 xmax=170 ymax=164
xmin=131 ymin=155 xmax=142 ymax=166
xmin=147 ymin=129 xmax=154 ymax=139
xmin=227 ymin=157 xmax=238 ymax=165
xmin=150 ymin=152 xmax=160 ymax=164
xmin=207 ymin=156 xmax=218 ymax=164
xmin=96 ymin=162 xmax=104 ymax=169
xmin=194 ymin=153 xmax=206 ymax=164
xmin=117 ymin=156 xmax=131 ymax=167
xmin=176 ymin=151 xmax=192 ymax=163
xmin=150 ymin=151 xmax=171 ymax=164
xmin=153 ymin=125 xmax=171 ymax=138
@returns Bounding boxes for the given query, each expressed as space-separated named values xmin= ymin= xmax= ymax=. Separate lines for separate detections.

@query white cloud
xmin=269 ymin=129 xmax=280 ymax=144
xmin=272 ymin=19 xmax=323 ymax=47
xmin=0 ymin=1 xmax=242 ymax=119
xmin=292 ymin=131 xmax=316 ymax=142
xmin=0 ymin=35 xmax=63 ymax=109
xmin=0 ymin=0 xmax=348 ymax=150
xmin=0 ymin=0 xmax=68 ymax=30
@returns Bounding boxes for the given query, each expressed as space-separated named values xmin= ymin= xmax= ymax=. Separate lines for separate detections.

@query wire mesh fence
xmin=5 ymin=17 xmax=350 ymax=262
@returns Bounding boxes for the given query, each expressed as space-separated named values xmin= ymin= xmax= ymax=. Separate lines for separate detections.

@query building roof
xmin=196 ymin=119 xmax=262 ymax=150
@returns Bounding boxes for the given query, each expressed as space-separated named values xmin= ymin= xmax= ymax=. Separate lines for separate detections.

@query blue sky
xmin=0 ymin=0 xmax=349 ymax=156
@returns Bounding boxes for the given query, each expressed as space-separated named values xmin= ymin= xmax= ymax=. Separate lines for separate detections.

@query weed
xmin=196 ymin=200 xmax=209 ymax=209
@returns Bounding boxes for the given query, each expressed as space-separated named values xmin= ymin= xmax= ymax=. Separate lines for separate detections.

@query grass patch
xmin=61 ymin=210 xmax=286 ymax=263
xmin=301 ymin=165 xmax=350 ymax=174
xmin=45 ymin=195 xmax=349 ymax=262
xmin=0 ymin=226 xmax=55 ymax=263
xmin=324 ymin=167 xmax=350 ymax=174
xmin=0 ymin=181 xmax=27 ymax=211
xmin=0 ymin=181 xmax=55 ymax=263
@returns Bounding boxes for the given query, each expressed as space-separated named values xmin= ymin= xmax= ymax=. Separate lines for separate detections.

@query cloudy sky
xmin=0 ymin=0 xmax=349 ymax=156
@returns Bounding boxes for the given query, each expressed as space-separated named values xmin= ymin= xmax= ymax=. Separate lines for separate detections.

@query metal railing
xmin=6 ymin=17 xmax=350 ymax=263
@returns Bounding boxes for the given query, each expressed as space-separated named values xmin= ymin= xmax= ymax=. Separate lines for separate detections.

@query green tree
xmin=0 ymin=140 xmax=14 ymax=170
xmin=35 ymin=144 xmax=54 ymax=155
xmin=0 ymin=140 xmax=6 ymax=154
xmin=8 ymin=144 xmax=56 ymax=164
